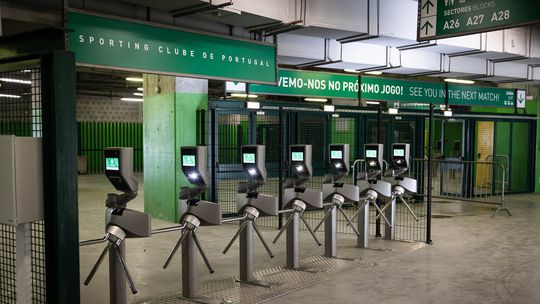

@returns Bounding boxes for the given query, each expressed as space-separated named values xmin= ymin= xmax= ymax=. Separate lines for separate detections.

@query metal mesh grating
xmin=144 ymin=239 xmax=425 ymax=304
xmin=0 ymin=67 xmax=46 ymax=303
xmin=0 ymin=225 xmax=16 ymax=303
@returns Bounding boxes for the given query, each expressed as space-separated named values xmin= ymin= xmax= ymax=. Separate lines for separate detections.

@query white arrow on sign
xmin=516 ymin=89 xmax=526 ymax=109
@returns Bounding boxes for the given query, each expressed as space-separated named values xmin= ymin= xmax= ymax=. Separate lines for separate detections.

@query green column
xmin=143 ymin=75 xmax=208 ymax=222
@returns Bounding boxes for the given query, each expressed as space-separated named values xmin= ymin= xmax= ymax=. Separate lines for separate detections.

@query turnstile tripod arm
xmin=222 ymin=219 xmax=248 ymax=254
xmin=338 ymin=206 xmax=361 ymax=236
xmin=314 ymin=206 xmax=334 ymax=232
xmin=398 ymin=196 xmax=420 ymax=222
xmin=83 ymin=243 xmax=110 ymax=286
xmin=192 ymin=232 xmax=215 ymax=273
xmin=113 ymin=244 xmax=138 ymax=294
xmin=272 ymin=213 xmax=296 ymax=243
xmin=252 ymin=222 xmax=274 ymax=258
xmin=300 ymin=214 xmax=322 ymax=246
xmin=163 ymin=229 xmax=187 ymax=269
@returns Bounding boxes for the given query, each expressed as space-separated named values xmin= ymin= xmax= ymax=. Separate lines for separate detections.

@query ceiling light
xmin=137 ymin=87 xmax=144 ymax=91
xmin=526 ymin=95 xmax=534 ymax=100
xmin=133 ymin=92 xmax=143 ymax=96
xmin=0 ymin=78 xmax=31 ymax=85
xmin=388 ymin=108 xmax=399 ymax=115
xmin=443 ymin=109 xmax=453 ymax=117
xmin=246 ymin=101 xmax=260 ymax=109
xmin=366 ymin=101 xmax=380 ymax=105
xmin=323 ymin=105 xmax=335 ymax=112
xmin=444 ymin=78 xmax=474 ymax=84
xmin=344 ymin=69 xmax=359 ymax=73
xmin=305 ymin=98 xmax=328 ymax=102
xmin=365 ymin=71 xmax=383 ymax=75
xmin=230 ymin=93 xmax=258 ymax=98
xmin=121 ymin=97 xmax=144 ymax=102
xmin=126 ymin=77 xmax=143 ymax=82
xmin=0 ymin=93 xmax=21 ymax=98
xmin=248 ymin=168 xmax=257 ymax=175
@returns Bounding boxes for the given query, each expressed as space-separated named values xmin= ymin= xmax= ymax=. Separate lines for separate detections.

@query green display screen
xmin=243 ymin=153 xmax=256 ymax=164
xmin=330 ymin=150 xmax=342 ymax=159
xmin=291 ymin=152 xmax=304 ymax=161
xmin=365 ymin=150 xmax=377 ymax=158
xmin=183 ymin=155 xmax=196 ymax=166
xmin=393 ymin=149 xmax=405 ymax=157
xmin=106 ymin=157 xmax=119 ymax=171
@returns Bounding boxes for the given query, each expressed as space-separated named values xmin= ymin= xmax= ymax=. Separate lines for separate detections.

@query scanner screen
xmin=365 ymin=149 xmax=377 ymax=158
xmin=182 ymin=155 xmax=196 ymax=166
xmin=330 ymin=150 xmax=342 ymax=159
xmin=106 ymin=157 xmax=119 ymax=171
xmin=291 ymin=152 xmax=304 ymax=161
xmin=243 ymin=153 xmax=256 ymax=164
xmin=393 ymin=149 xmax=405 ymax=157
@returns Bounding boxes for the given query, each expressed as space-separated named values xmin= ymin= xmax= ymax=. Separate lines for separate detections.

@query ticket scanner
xmin=379 ymin=144 xmax=419 ymax=240
xmin=223 ymin=145 xmax=278 ymax=286
xmin=273 ymin=145 xmax=323 ymax=269
xmin=351 ymin=144 xmax=393 ymax=248
xmin=314 ymin=144 xmax=361 ymax=258
xmin=84 ymin=148 xmax=151 ymax=304
xmin=162 ymin=146 xmax=221 ymax=300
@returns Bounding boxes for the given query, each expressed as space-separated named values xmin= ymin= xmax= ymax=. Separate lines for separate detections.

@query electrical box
xmin=0 ymin=135 xmax=43 ymax=225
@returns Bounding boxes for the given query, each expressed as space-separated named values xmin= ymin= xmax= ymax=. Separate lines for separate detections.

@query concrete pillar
xmin=143 ymin=75 xmax=208 ymax=222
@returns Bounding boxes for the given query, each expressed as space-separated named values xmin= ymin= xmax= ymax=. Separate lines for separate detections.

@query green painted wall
xmin=443 ymin=122 xmax=462 ymax=157
xmin=331 ymin=118 xmax=356 ymax=161
xmin=78 ymin=122 xmax=143 ymax=174
xmin=143 ymin=75 xmax=208 ymax=222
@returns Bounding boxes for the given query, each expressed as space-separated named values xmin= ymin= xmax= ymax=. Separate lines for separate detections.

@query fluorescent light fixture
xmin=137 ymin=87 xmax=144 ymax=91
xmin=443 ymin=109 xmax=453 ymax=117
xmin=0 ymin=93 xmax=21 ymax=98
xmin=444 ymin=78 xmax=474 ymax=84
xmin=366 ymin=101 xmax=380 ymax=105
xmin=256 ymin=111 xmax=265 ymax=116
xmin=344 ymin=69 xmax=359 ymax=73
xmin=246 ymin=101 xmax=260 ymax=109
xmin=305 ymin=98 xmax=328 ymax=102
xmin=388 ymin=108 xmax=399 ymax=115
xmin=121 ymin=97 xmax=144 ymax=102
xmin=133 ymin=92 xmax=143 ymax=96
xmin=0 ymin=78 xmax=31 ymax=85
xmin=323 ymin=105 xmax=335 ymax=112
xmin=365 ymin=71 xmax=383 ymax=75
xmin=226 ymin=81 xmax=246 ymax=92
xmin=22 ymin=69 xmax=31 ymax=73
xmin=526 ymin=95 xmax=534 ymax=100
xmin=332 ymin=113 xmax=340 ymax=118
xmin=230 ymin=93 xmax=258 ymax=98
xmin=126 ymin=77 xmax=143 ymax=82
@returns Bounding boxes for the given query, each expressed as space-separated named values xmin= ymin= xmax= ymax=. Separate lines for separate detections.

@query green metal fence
xmin=78 ymin=122 xmax=143 ymax=174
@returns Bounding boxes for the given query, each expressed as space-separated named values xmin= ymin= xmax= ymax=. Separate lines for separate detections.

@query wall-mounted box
xmin=0 ymin=135 xmax=43 ymax=225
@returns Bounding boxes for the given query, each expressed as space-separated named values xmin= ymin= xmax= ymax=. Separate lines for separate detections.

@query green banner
xmin=361 ymin=76 xmax=515 ymax=107
xmin=67 ymin=11 xmax=276 ymax=84
xmin=249 ymin=69 xmax=359 ymax=99
xmin=361 ymin=77 xmax=445 ymax=104
xmin=419 ymin=0 xmax=540 ymax=41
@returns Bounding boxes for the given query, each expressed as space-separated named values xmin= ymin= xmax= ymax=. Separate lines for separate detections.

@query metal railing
xmin=408 ymin=158 xmax=509 ymax=217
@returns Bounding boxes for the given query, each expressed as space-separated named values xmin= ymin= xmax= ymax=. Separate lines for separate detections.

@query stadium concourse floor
xmin=78 ymin=173 xmax=540 ymax=304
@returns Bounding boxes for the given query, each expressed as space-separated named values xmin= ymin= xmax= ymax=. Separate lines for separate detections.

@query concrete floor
xmin=79 ymin=173 xmax=540 ymax=304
